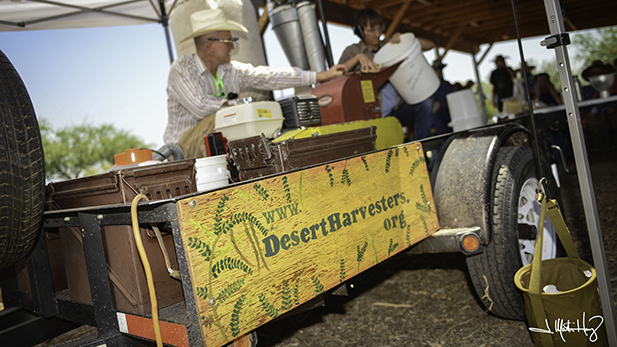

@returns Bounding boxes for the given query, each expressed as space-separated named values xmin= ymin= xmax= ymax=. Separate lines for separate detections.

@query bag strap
xmin=528 ymin=195 xmax=554 ymax=347
xmin=527 ymin=181 xmax=580 ymax=347
xmin=545 ymin=198 xmax=580 ymax=259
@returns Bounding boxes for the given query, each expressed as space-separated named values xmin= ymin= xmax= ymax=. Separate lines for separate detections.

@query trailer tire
xmin=0 ymin=49 xmax=45 ymax=270
xmin=466 ymin=146 xmax=559 ymax=320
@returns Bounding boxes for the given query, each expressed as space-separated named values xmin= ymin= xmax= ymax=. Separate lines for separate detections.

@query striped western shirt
xmin=164 ymin=53 xmax=317 ymax=144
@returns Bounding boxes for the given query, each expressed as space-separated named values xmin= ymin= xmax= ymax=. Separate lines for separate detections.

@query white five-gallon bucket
xmin=195 ymin=155 xmax=230 ymax=192
xmin=446 ymin=89 xmax=485 ymax=132
xmin=374 ymin=33 xmax=439 ymax=104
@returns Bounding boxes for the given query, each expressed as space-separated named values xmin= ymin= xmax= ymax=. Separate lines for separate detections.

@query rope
xmin=131 ymin=194 xmax=163 ymax=347
xmin=509 ymin=0 xmax=547 ymax=194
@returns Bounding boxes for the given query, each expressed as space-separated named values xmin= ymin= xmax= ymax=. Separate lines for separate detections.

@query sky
xmin=0 ymin=19 xmax=585 ymax=150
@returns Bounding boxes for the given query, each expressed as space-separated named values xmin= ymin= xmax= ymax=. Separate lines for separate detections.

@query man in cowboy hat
xmin=164 ymin=8 xmax=346 ymax=158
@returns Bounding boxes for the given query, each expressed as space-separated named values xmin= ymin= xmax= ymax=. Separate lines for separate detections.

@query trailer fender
xmin=432 ymin=124 xmax=532 ymax=245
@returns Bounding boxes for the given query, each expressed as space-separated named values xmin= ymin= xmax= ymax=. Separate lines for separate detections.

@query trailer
xmin=0 ymin=44 xmax=566 ymax=346
xmin=0 ymin=0 xmax=616 ymax=346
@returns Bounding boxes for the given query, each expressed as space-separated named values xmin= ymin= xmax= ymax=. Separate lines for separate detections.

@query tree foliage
xmin=572 ymin=26 xmax=617 ymax=68
xmin=40 ymin=120 xmax=153 ymax=181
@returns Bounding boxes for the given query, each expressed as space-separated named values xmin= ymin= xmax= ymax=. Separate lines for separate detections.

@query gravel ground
xmin=256 ymin=148 xmax=617 ymax=347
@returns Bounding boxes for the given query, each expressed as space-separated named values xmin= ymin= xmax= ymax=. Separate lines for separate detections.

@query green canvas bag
xmin=514 ymin=191 xmax=607 ymax=346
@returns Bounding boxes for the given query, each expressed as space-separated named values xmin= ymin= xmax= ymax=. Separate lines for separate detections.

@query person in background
xmin=430 ymin=60 xmax=456 ymax=135
xmin=533 ymin=73 xmax=562 ymax=106
xmin=489 ymin=55 xmax=515 ymax=112
xmin=512 ymin=61 xmax=535 ymax=102
xmin=338 ymin=8 xmax=436 ymax=140
xmin=164 ymin=9 xmax=346 ymax=158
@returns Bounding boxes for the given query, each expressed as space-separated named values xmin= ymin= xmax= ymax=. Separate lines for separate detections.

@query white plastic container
xmin=214 ymin=101 xmax=284 ymax=141
xmin=373 ymin=33 xmax=439 ymax=105
xmin=195 ymin=155 xmax=230 ymax=192
xmin=446 ymin=89 xmax=485 ymax=132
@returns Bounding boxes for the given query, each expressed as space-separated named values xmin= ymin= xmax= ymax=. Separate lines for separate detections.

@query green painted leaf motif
xmin=253 ymin=183 xmax=269 ymax=201
xmin=217 ymin=278 xmax=245 ymax=303
xmin=361 ymin=156 xmax=369 ymax=171
xmin=214 ymin=195 xmax=230 ymax=235
xmin=280 ymin=280 xmax=293 ymax=310
xmin=341 ymin=168 xmax=351 ymax=186
xmin=339 ymin=258 xmax=346 ymax=283
xmin=258 ymin=293 xmax=279 ymax=318
xmin=294 ymin=270 xmax=304 ymax=306
xmin=385 ymin=149 xmax=393 ymax=173
xmin=387 ymin=238 xmax=400 ymax=257
xmin=211 ymin=256 xmax=253 ymax=279
xmin=196 ymin=286 xmax=208 ymax=300
xmin=325 ymin=164 xmax=334 ymax=187
xmin=357 ymin=241 xmax=368 ymax=262
xmin=230 ymin=295 xmax=246 ymax=337
xmin=187 ymin=237 xmax=211 ymax=261
xmin=282 ymin=176 xmax=292 ymax=203
xmin=311 ymin=276 xmax=324 ymax=294
xmin=420 ymin=215 xmax=429 ymax=236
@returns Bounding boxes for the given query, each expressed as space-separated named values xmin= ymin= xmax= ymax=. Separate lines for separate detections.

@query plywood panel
xmin=176 ymin=142 xmax=439 ymax=347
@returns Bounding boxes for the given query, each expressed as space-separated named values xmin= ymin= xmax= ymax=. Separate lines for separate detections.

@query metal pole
xmin=471 ymin=44 xmax=488 ymax=122
xmin=542 ymin=0 xmax=617 ymax=344
xmin=159 ymin=0 xmax=175 ymax=63
xmin=315 ymin=0 xmax=333 ymax=68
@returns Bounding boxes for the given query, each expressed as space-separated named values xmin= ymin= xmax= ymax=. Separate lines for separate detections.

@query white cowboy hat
xmin=180 ymin=8 xmax=248 ymax=43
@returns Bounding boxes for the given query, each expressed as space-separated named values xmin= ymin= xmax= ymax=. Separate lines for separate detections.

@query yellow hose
xmin=131 ymin=194 xmax=163 ymax=347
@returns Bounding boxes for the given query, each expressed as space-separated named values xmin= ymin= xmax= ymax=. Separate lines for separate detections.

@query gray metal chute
xmin=269 ymin=0 xmax=327 ymax=72
xmin=297 ymin=1 xmax=326 ymax=72
xmin=269 ymin=2 xmax=310 ymax=70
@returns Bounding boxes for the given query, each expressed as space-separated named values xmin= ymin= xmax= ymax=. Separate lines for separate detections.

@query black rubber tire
xmin=465 ymin=145 xmax=559 ymax=321
xmin=0 ymin=49 xmax=46 ymax=270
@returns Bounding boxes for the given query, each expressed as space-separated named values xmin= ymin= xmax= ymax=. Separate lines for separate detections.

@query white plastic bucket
xmin=446 ymin=89 xmax=485 ymax=132
xmin=195 ymin=155 xmax=230 ymax=192
xmin=374 ymin=33 xmax=439 ymax=104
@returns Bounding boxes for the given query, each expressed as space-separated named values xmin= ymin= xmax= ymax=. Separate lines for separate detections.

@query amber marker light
xmin=461 ymin=233 xmax=480 ymax=253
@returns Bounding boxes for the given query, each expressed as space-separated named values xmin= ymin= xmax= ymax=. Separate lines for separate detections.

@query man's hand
xmin=316 ymin=64 xmax=347 ymax=82
xmin=358 ymin=53 xmax=381 ymax=73
xmin=390 ymin=32 xmax=402 ymax=44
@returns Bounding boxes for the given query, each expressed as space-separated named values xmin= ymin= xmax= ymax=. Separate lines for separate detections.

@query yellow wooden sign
xmin=176 ymin=142 xmax=439 ymax=347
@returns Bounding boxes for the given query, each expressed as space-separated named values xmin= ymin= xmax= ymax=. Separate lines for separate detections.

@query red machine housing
xmin=312 ymin=63 xmax=400 ymax=125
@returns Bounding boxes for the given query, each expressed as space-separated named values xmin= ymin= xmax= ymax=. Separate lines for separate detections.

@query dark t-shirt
xmin=490 ymin=67 xmax=514 ymax=100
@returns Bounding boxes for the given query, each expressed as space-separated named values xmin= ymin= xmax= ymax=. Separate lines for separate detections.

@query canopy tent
xmin=0 ymin=0 xmax=178 ymax=61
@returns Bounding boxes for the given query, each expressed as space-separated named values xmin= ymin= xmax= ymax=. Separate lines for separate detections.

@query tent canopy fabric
xmin=0 ymin=0 xmax=177 ymax=32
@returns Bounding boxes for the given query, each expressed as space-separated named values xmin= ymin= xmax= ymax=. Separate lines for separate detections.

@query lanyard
xmin=210 ymin=70 xmax=227 ymax=98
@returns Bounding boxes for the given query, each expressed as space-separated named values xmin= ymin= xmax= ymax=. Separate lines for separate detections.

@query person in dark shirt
xmin=489 ymin=55 xmax=515 ymax=112
xmin=533 ymin=73 xmax=562 ymax=106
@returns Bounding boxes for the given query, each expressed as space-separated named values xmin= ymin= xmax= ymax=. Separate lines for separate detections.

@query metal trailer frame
xmin=0 ymin=122 xmax=545 ymax=347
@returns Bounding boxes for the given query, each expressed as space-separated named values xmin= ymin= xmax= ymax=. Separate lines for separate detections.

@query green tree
xmin=572 ymin=26 xmax=617 ymax=68
xmin=40 ymin=120 xmax=154 ymax=181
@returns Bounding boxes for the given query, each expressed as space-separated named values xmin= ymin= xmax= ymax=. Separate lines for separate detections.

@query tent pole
xmin=159 ymin=0 xmax=175 ymax=63
xmin=542 ymin=0 xmax=617 ymax=343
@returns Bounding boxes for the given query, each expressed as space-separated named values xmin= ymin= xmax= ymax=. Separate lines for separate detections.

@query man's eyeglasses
xmin=208 ymin=38 xmax=239 ymax=49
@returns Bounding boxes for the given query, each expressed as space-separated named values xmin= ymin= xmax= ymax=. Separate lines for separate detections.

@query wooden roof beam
xmin=258 ymin=5 xmax=269 ymax=36
xmin=384 ymin=0 xmax=412 ymax=38
xmin=438 ymin=23 xmax=467 ymax=60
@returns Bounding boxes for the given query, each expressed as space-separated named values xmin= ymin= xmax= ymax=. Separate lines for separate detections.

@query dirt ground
xmin=255 ymin=147 xmax=617 ymax=347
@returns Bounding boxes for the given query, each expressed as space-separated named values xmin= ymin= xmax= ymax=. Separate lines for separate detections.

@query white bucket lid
xmin=195 ymin=154 xmax=227 ymax=167
xmin=374 ymin=33 xmax=420 ymax=67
